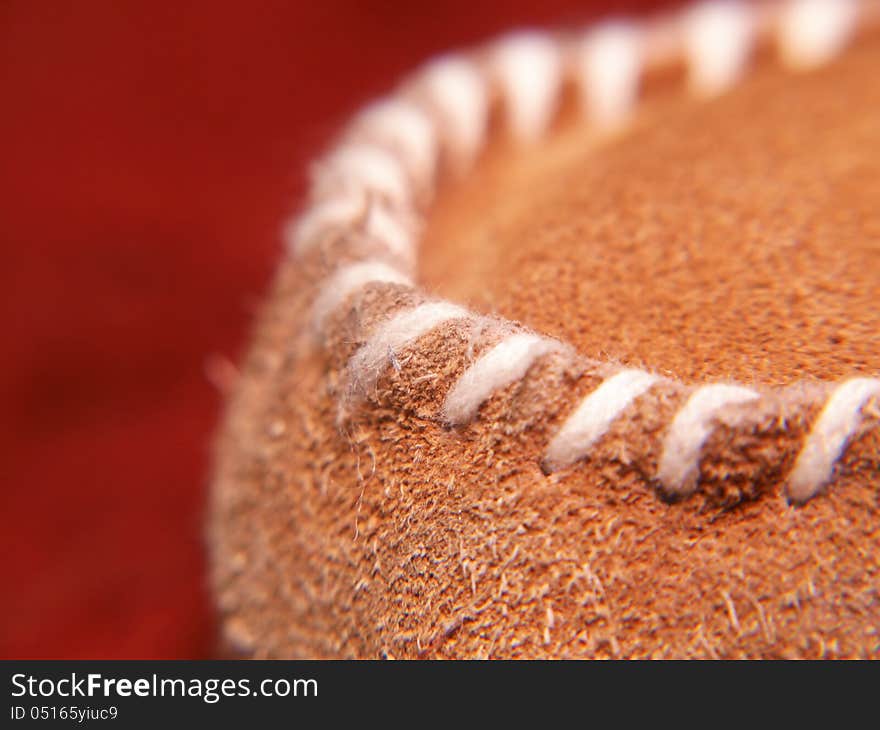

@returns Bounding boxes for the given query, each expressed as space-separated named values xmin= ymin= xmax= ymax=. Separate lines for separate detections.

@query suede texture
xmin=210 ymin=32 xmax=880 ymax=658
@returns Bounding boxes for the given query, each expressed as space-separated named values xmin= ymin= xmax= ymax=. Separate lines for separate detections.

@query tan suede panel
xmin=209 ymin=34 xmax=880 ymax=658
xmin=421 ymin=33 xmax=880 ymax=385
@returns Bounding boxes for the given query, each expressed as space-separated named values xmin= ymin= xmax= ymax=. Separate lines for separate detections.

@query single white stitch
xmin=411 ymin=54 xmax=489 ymax=171
xmin=285 ymin=195 xmax=365 ymax=257
xmin=573 ymin=21 xmax=643 ymax=128
xmin=543 ymin=369 xmax=661 ymax=472
xmin=684 ymin=0 xmax=756 ymax=97
xmin=350 ymin=98 xmax=438 ymax=192
xmin=363 ymin=204 xmax=417 ymax=263
xmin=778 ymin=0 xmax=858 ymax=69
xmin=311 ymin=261 xmax=413 ymax=333
xmin=442 ymin=333 xmax=561 ymax=425
xmin=347 ymin=302 xmax=471 ymax=397
xmin=312 ymin=143 xmax=412 ymax=206
xmin=489 ymin=31 xmax=564 ymax=142
xmin=285 ymin=196 xmax=415 ymax=262
xmin=657 ymin=384 xmax=760 ymax=497
xmin=787 ymin=377 xmax=880 ymax=503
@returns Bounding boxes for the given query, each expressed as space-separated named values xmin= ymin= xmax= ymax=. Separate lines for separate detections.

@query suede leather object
xmin=4 ymin=0 xmax=671 ymax=660
xmin=210 ymin=29 xmax=880 ymax=658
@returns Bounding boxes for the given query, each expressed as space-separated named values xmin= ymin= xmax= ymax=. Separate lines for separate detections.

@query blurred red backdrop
xmin=0 ymin=0 xmax=672 ymax=658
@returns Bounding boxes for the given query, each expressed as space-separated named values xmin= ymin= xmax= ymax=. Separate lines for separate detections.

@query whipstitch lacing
xmin=286 ymin=0 xmax=880 ymax=505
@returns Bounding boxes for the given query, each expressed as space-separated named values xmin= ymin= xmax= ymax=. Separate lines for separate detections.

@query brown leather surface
xmin=421 ymin=33 xmax=880 ymax=385
xmin=209 ymin=33 xmax=880 ymax=658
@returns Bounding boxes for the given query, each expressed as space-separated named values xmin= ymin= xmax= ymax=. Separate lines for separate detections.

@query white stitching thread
xmin=779 ymin=0 xmax=859 ymax=69
xmin=572 ymin=21 xmax=643 ymax=127
xmin=657 ymin=385 xmax=761 ymax=497
xmin=443 ymin=333 xmax=562 ymax=425
xmin=787 ymin=377 xmax=880 ymax=502
xmin=286 ymin=195 xmax=415 ymax=266
xmin=291 ymin=0 xmax=879 ymax=505
xmin=684 ymin=1 xmax=755 ymax=96
xmin=311 ymin=261 xmax=413 ymax=333
xmin=286 ymin=195 xmax=365 ymax=256
xmin=490 ymin=31 xmax=564 ymax=142
xmin=345 ymin=302 xmax=471 ymax=398
xmin=408 ymin=55 xmax=489 ymax=173
xmin=312 ymin=143 xmax=412 ymax=206
xmin=349 ymin=98 xmax=439 ymax=193
xmin=544 ymin=369 xmax=662 ymax=472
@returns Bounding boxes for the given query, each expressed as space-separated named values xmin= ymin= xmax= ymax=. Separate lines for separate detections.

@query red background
xmin=1 ymin=0 xmax=671 ymax=658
